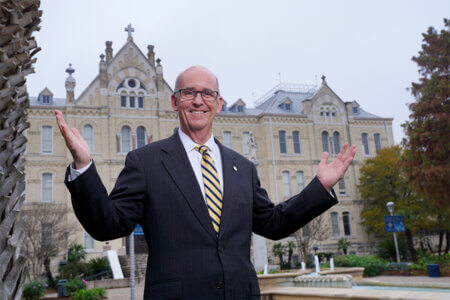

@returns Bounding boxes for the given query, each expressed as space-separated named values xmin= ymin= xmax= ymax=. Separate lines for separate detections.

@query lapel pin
xmin=233 ymin=166 xmax=237 ymax=172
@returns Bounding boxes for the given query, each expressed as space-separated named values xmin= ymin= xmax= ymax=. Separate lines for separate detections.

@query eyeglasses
xmin=174 ymin=88 xmax=220 ymax=101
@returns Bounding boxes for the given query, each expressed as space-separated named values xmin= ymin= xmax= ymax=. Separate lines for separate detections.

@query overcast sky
xmin=26 ymin=0 xmax=449 ymax=143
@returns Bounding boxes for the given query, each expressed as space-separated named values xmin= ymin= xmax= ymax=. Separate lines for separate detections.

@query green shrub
xmin=334 ymin=254 xmax=386 ymax=277
xmin=71 ymin=288 xmax=106 ymax=300
xmin=87 ymin=257 xmax=111 ymax=275
xmin=22 ymin=281 xmax=46 ymax=300
xmin=409 ymin=253 xmax=450 ymax=271
xmin=91 ymin=288 xmax=107 ymax=298
xmin=376 ymin=238 xmax=407 ymax=261
xmin=64 ymin=276 xmax=87 ymax=295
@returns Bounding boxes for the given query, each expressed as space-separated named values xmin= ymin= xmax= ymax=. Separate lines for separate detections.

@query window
xmin=138 ymin=94 xmax=144 ymax=108
xmin=242 ymin=131 xmax=249 ymax=155
xmin=237 ymin=105 xmax=244 ymax=113
xmin=223 ymin=131 xmax=233 ymax=149
xmin=282 ymin=171 xmax=291 ymax=198
xmin=137 ymin=126 xmax=146 ymax=148
xmin=343 ymin=212 xmax=352 ymax=236
xmin=42 ymin=95 xmax=50 ymax=104
xmin=82 ymin=124 xmax=94 ymax=152
xmin=121 ymin=126 xmax=131 ymax=153
xmin=41 ymin=223 xmax=53 ymax=247
xmin=362 ymin=133 xmax=370 ymax=155
xmin=338 ymin=178 xmax=346 ymax=195
xmin=41 ymin=126 xmax=53 ymax=153
xmin=332 ymin=132 xmax=341 ymax=155
xmin=279 ymin=130 xmax=287 ymax=154
xmin=321 ymin=131 xmax=330 ymax=153
xmin=285 ymin=103 xmax=291 ymax=111
xmin=41 ymin=173 xmax=53 ymax=202
xmin=296 ymin=171 xmax=305 ymax=192
xmin=352 ymin=107 xmax=359 ymax=114
xmin=331 ymin=212 xmax=340 ymax=237
xmin=84 ymin=230 xmax=95 ymax=250
xmin=121 ymin=92 xmax=127 ymax=107
xmin=293 ymin=131 xmax=301 ymax=154
xmin=374 ymin=133 xmax=382 ymax=151
xmin=129 ymin=93 xmax=135 ymax=108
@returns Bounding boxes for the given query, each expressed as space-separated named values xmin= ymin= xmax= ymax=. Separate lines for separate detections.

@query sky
xmin=26 ymin=0 xmax=449 ymax=144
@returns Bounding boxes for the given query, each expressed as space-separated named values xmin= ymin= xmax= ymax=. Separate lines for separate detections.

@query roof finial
xmin=125 ymin=24 xmax=134 ymax=41
xmin=66 ymin=63 xmax=75 ymax=76
xmin=321 ymin=75 xmax=326 ymax=85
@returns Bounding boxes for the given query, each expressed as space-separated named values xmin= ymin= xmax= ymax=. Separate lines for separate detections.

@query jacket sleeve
xmin=65 ymin=151 xmax=146 ymax=241
xmin=251 ymin=163 xmax=338 ymax=240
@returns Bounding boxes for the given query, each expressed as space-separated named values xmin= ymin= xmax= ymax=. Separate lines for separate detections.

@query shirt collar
xmin=178 ymin=128 xmax=217 ymax=154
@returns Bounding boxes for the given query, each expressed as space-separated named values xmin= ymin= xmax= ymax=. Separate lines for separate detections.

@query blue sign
xmin=133 ymin=224 xmax=144 ymax=236
xmin=385 ymin=216 xmax=404 ymax=232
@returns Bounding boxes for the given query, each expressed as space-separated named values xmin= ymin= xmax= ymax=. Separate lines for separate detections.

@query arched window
xmin=82 ymin=124 xmax=94 ymax=152
xmin=331 ymin=212 xmax=340 ymax=237
xmin=84 ymin=230 xmax=95 ymax=250
xmin=362 ymin=133 xmax=370 ymax=155
xmin=282 ymin=171 xmax=291 ymax=198
xmin=41 ymin=173 xmax=53 ymax=202
xmin=293 ymin=131 xmax=301 ymax=154
xmin=138 ymin=93 xmax=144 ymax=109
xmin=342 ymin=212 xmax=352 ymax=236
xmin=374 ymin=133 xmax=382 ymax=151
xmin=279 ymin=130 xmax=287 ymax=154
xmin=296 ymin=171 xmax=305 ymax=192
xmin=137 ymin=126 xmax=146 ymax=148
xmin=223 ymin=131 xmax=233 ymax=149
xmin=121 ymin=126 xmax=131 ymax=153
xmin=120 ymin=92 xmax=127 ymax=107
xmin=321 ymin=131 xmax=330 ymax=153
xmin=333 ymin=131 xmax=341 ymax=155
xmin=129 ymin=92 xmax=136 ymax=108
xmin=338 ymin=178 xmax=346 ymax=195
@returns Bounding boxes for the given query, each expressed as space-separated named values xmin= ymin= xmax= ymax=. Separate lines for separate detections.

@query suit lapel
xmin=216 ymin=140 xmax=238 ymax=239
xmin=160 ymin=134 xmax=217 ymax=241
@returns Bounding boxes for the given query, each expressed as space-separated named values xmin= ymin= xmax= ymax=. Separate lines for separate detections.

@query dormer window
xmin=237 ymin=105 xmax=244 ymax=113
xmin=42 ymin=95 xmax=50 ymax=104
xmin=229 ymin=99 xmax=246 ymax=113
xmin=352 ymin=107 xmax=359 ymax=114
xmin=38 ymin=88 xmax=54 ymax=105
xmin=279 ymin=98 xmax=293 ymax=111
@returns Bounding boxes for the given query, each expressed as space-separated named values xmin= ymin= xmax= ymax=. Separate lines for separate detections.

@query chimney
xmin=105 ymin=41 xmax=113 ymax=63
xmin=65 ymin=64 xmax=76 ymax=103
xmin=156 ymin=58 xmax=164 ymax=91
xmin=99 ymin=54 xmax=107 ymax=88
xmin=147 ymin=45 xmax=155 ymax=65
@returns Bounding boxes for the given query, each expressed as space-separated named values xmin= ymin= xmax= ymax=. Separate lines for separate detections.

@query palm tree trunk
xmin=0 ymin=1 xmax=41 ymax=298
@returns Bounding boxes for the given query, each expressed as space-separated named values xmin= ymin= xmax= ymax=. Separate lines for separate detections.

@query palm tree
xmin=338 ymin=238 xmax=351 ymax=255
xmin=0 ymin=1 xmax=41 ymax=298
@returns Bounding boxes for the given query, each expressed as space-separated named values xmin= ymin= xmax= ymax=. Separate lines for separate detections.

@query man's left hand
xmin=317 ymin=143 xmax=356 ymax=192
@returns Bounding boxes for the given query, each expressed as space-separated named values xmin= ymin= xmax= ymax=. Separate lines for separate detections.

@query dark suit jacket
xmin=65 ymin=133 xmax=337 ymax=299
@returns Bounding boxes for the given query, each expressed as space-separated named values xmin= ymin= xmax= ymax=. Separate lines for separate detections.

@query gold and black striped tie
xmin=196 ymin=145 xmax=222 ymax=235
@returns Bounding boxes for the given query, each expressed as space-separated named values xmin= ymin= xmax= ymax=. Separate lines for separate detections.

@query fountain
xmin=278 ymin=274 xmax=354 ymax=289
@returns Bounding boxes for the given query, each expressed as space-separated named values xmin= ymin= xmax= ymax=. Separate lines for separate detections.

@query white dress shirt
xmin=69 ymin=129 xmax=224 ymax=202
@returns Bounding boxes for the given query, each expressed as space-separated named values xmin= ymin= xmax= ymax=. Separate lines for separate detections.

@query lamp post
xmin=387 ymin=202 xmax=400 ymax=263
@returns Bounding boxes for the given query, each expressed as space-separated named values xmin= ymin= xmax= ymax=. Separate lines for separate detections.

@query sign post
xmin=385 ymin=202 xmax=404 ymax=263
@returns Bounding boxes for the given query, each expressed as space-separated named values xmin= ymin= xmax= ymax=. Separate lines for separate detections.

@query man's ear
xmin=171 ymin=94 xmax=178 ymax=111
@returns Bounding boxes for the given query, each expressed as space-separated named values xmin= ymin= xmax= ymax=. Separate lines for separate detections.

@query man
xmin=55 ymin=66 xmax=356 ymax=299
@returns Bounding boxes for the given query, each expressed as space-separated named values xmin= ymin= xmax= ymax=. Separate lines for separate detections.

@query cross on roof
xmin=125 ymin=24 xmax=134 ymax=40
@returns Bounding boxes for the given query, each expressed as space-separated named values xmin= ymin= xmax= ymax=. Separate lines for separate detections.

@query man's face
xmin=171 ymin=67 xmax=222 ymax=140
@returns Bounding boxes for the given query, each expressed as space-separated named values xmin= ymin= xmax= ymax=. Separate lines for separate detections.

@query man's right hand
xmin=54 ymin=109 xmax=91 ymax=169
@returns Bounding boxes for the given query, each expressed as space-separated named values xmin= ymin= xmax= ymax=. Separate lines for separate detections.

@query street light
xmin=386 ymin=202 xmax=400 ymax=263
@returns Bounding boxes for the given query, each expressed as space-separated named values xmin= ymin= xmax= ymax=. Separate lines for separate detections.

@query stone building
xmin=24 ymin=28 xmax=393 ymax=267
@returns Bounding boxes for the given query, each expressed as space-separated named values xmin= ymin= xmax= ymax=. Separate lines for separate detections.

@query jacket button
xmin=216 ymin=282 xmax=224 ymax=289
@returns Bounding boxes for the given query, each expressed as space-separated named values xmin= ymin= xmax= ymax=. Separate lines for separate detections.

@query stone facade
xmin=24 ymin=31 xmax=393 ymax=265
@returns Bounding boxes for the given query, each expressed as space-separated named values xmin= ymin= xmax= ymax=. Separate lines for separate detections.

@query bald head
xmin=174 ymin=66 xmax=219 ymax=91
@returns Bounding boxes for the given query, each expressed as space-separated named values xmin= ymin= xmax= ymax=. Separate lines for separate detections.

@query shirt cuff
xmin=68 ymin=160 xmax=93 ymax=181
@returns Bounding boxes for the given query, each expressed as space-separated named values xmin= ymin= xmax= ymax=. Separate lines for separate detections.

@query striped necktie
xmin=196 ymin=145 xmax=223 ymax=235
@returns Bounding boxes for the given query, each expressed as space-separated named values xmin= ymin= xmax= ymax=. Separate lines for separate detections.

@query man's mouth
xmin=190 ymin=111 xmax=207 ymax=114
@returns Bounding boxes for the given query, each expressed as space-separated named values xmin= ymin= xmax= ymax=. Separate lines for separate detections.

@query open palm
xmin=54 ymin=109 xmax=91 ymax=169
xmin=317 ymin=143 xmax=356 ymax=192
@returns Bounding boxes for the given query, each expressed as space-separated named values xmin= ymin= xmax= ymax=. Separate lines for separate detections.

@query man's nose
xmin=192 ymin=91 xmax=204 ymax=104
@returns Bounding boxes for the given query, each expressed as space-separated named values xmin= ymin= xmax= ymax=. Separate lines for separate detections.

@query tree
xmin=293 ymin=215 xmax=330 ymax=264
xmin=20 ymin=203 xmax=72 ymax=286
xmin=359 ymin=146 xmax=433 ymax=261
xmin=68 ymin=243 xmax=87 ymax=263
xmin=286 ymin=241 xmax=296 ymax=267
xmin=401 ymin=18 xmax=450 ymax=253
xmin=0 ymin=1 xmax=41 ymax=298
xmin=337 ymin=238 xmax=351 ymax=255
